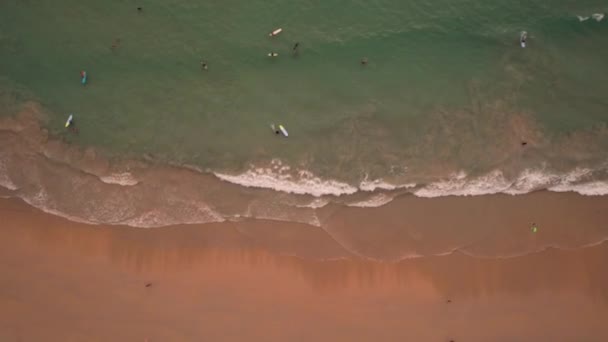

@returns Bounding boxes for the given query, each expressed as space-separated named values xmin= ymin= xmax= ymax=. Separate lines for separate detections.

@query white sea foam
xmin=577 ymin=15 xmax=590 ymax=22
xmin=0 ymin=156 xmax=17 ymax=191
xmin=415 ymin=168 xmax=607 ymax=197
xmin=215 ymin=158 xmax=608 ymax=200
xmin=121 ymin=205 xmax=225 ymax=228
xmin=347 ymin=193 xmax=394 ymax=208
xmin=99 ymin=172 xmax=139 ymax=186
xmin=214 ymin=160 xmax=358 ymax=197
xmin=359 ymin=177 xmax=416 ymax=192
xmin=550 ymin=181 xmax=608 ymax=196
xmin=215 ymin=160 xmax=420 ymax=197
xmin=592 ymin=13 xmax=605 ymax=22
xmin=414 ymin=170 xmax=510 ymax=197
xmin=21 ymin=190 xmax=93 ymax=225
xmin=296 ymin=197 xmax=331 ymax=209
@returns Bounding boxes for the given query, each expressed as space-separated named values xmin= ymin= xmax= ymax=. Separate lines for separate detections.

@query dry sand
xmin=1 ymin=196 xmax=608 ymax=341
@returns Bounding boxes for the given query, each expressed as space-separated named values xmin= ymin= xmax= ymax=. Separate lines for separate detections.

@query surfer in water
xmin=65 ymin=115 xmax=79 ymax=133
xmin=360 ymin=57 xmax=368 ymax=66
xmin=200 ymin=60 xmax=208 ymax=70
xmin=293 ymin=42 xmax=300 ymax=52
xmin=520 ymin=31 xmax=527 ymax=48
xmin=270 ymin=124 xmax=280 ymax=135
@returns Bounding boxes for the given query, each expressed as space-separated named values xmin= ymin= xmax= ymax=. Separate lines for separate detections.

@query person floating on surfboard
xmin=270 ymin=123 xmax=288 ymax=137
xmin=269 ymin=28 xmax=282 ymax=37
xmin=271 ymin=123 xmax=280 ymax=135
xmin=520 ymin=31 xmax=527 ymax=48
xmin=65 ymin=114 xmax=74 ymax=128
xmin=268 ymin=52 xmax=279 ymax=57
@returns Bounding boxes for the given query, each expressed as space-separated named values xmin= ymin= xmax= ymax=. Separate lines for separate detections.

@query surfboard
xmin=520 ymin=31 xmax=527 ymax=48
xmin=279 ymin=124 xmax=288 ymax=137
xmin=269 ymin=28 xmax=282 ymax=37
xmin=268 ymin=52 xmax=278 ymax=57
xmin=65 ymin=114 xmax=73 ymax=128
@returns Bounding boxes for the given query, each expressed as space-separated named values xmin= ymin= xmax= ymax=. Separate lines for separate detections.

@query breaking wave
xmin=215 ymin=162 xmax=608 ymax=200
xmin=414 ymin=168 xmax=608 ymax=197
xmin=214 ymin=159 xmax=358 ymax=197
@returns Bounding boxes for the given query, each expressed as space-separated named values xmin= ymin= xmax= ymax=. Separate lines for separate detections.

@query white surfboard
xmin=520 ymin=31 xmax=527 ymax=48
xmin=65 ymin=114 xmax=73 ymax=128
xmin=279 ymin=124 xmax=288 ymax=137
xmin=269 ymin=28 xmax=283 ymax=37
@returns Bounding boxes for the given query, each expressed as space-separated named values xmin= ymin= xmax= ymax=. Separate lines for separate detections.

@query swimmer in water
xmin=360 ymin=57 xmax=368 ymax=65
xmin=270 ymin=123 xmax=281 ymax=135
xmin=200 ymin=60 xmax=208 ymax=70
xmin=268 ymin=52 xmax=278 ymax=57
xmin=111 ymin=38 xmax=121 ymax=51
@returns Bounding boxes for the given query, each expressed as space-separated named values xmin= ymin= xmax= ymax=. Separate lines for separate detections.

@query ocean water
xmin=1 ymin=0 xmax=607 ymax=228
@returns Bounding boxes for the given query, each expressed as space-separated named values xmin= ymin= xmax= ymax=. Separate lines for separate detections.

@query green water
xmin=2 ymin=0 xmax=607 ymax=182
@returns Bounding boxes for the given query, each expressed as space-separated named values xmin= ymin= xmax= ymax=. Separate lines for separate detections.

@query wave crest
xmin=415 ymin=168 xmax=607 ymax=197
xmin=214 ymin=160 xmax=358 ymax=197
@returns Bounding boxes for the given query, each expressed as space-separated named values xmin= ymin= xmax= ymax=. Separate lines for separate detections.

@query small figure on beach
xmin=531 ymin=222 xmax=538 ymax=233
xmin=200 ymin=60 xmax=208 ymax=70
xmin=360 ymin=57 xmax=368 ymax=66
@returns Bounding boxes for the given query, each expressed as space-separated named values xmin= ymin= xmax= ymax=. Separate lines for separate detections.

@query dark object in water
xmin=521 ymin=141 xmax=527 ymax=146
xmin=137 ymin=7 xmax=143 ymax=12
xmin=111 ymin=38 xmax=121 ymax=51
xmin=360 ymin=57 xmax=368 ymax=65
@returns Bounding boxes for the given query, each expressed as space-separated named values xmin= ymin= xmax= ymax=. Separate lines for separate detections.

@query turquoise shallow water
xmin=1 ymin=0 xmax=607 ymax=226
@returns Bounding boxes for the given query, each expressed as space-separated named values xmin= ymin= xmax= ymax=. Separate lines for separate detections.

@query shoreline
xmin=1 ymin=102 xmax=608 ymax=230
xmin=1 ymin=196 xmax=608 ymax=341
xmin=2 ymin=185 xmax=608 ymax=261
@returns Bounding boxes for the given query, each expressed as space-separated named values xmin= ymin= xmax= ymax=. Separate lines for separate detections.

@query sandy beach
xmin=1 ymin=195 xmax=607 ymax=341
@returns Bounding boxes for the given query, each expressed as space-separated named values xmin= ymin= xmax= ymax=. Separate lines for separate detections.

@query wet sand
xmin=1 ymin=196 xmax=608 ymax=341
